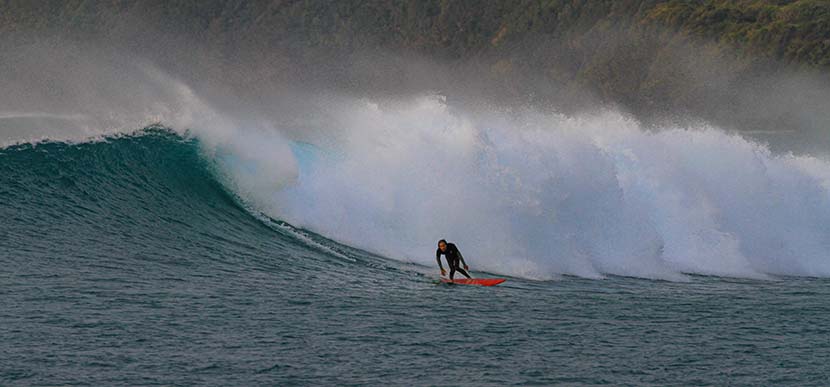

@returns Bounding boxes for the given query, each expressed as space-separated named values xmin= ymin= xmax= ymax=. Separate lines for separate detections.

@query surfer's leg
xmin=449 ymin=258 xmax=462 ymax=279
xmin=449 ymin=259 xmax=470 ymax=279
xmin=455 ymin=267 xmax=472 ymax=278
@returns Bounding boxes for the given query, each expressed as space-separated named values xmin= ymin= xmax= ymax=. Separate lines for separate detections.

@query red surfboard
xmin=440 ymin=278 xmax=506 ymax=286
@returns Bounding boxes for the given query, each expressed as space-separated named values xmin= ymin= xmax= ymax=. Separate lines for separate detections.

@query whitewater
xmin=239 ymin=95 xmax=830 ymax=281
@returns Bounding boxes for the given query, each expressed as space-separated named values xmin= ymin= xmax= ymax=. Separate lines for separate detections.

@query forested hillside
xmin=3 ymin=1 xmax=827 ymax=65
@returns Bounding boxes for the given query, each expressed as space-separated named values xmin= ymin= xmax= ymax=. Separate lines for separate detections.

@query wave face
xmin=4 ymin=97 xmax=830 ymax=282
xmin=0 ymin=128 xmax=363 ymax=279
xmin=222 ymin=96 xmax=830 ymax=281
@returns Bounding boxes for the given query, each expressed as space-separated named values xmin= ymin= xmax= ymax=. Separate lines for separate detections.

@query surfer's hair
xmin=438 ymin=239 xmax=447 ymax=245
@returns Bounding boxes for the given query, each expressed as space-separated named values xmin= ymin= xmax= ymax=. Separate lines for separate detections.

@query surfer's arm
xmin=436 ymin=250 xmax=444 ymax=270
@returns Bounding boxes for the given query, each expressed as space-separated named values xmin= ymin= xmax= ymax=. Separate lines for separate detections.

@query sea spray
xmin=215 ymin=94 xmax=830 ymax=280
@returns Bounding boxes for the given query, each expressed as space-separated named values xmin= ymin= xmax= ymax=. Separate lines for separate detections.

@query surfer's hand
xmin=464 ymin=264 xmax=469 ymax=270
xmin=440 ymin=268 xmax=446 ymax=276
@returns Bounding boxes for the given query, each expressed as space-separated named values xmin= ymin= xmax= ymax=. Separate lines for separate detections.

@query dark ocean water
xmin=3 ymin=129 xmax=830 ymax=386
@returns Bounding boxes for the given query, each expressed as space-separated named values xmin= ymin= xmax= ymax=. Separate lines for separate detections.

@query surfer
xmin=436 ymin=239 xmax=472 ymax=279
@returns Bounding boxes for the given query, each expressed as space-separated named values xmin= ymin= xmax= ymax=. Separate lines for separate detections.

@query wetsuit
xmin=436 ymin=242 xmax=471 ymax=279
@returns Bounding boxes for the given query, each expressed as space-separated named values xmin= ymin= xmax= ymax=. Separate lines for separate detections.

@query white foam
xmin=217 ymin=94 xmax=830 ymax=281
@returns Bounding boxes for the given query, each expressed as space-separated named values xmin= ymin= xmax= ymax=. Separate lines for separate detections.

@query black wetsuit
xmin=436 ymin=243 xmax=471 ymax=279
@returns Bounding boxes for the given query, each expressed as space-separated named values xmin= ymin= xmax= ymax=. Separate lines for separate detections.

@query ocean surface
xmin=3 ymin=128 xmax=830 ymax=386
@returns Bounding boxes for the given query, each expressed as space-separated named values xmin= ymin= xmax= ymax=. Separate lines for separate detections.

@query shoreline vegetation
xmin=4 ymin=1 xmax=827 ymax=66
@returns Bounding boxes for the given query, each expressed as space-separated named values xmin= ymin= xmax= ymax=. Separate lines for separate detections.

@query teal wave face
xmin=0 ymin=128 xmax=303 ymax=269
